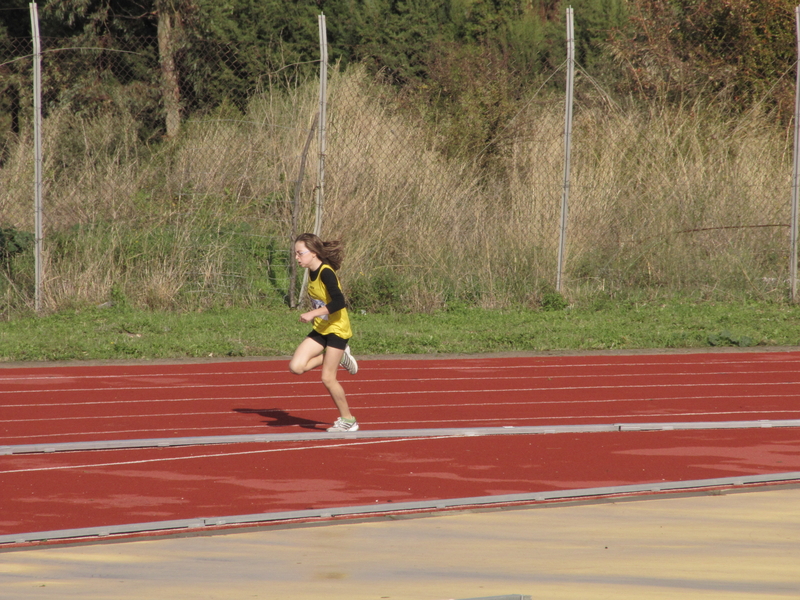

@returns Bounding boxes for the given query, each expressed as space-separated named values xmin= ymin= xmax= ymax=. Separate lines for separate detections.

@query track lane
xmin=2 ymin=427 xmax=800 ymax=538
xmin=4 ymin=352 xmax=800 ymax=444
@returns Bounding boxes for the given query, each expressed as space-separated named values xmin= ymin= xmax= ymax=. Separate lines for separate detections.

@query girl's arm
xmin=299 ymin=304 xmax=329 ymax=323
xmin=299 ymin=268 xmax=346 ymax=323
xmin=319 ymin=268 xmax=346 ymax=313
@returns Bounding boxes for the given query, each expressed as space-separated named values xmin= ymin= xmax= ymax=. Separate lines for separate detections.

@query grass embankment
xmin=1 ymin=300 xmax=797 ymax=363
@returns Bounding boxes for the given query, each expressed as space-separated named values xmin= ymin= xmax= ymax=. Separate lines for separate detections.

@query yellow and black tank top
xmin=307 ymin=264 xmax=353 ymax=340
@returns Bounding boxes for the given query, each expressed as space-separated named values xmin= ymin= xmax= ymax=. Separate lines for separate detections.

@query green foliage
xmin=185 ymin=1 xmax=321 ymax=111
xmin=45 ymin=217 xmax=290 ymax=311
xmin=707 ymin=330 xmax=755 ymax=347
xmin=5 ymin=0 xmax=788 ymax=146
xmin=0 ymin=1 xmax=30 ymax=39
xmin=38 ymin=0 xmax=159 ymax=41
xmin=109 ymin=282 xmax=129 ymax=308
xmin=571 ymin=0 xmax=629 ymax=71
xmin=503 ymin=8 xmax=558 ymax=73
xmin=339 ymin=0 xmax=451 ymax=82
xmin=612 ymin=0 xmax=797 ymax=114
xmin=671 ymin=0 xmax=796 ymax=81
xmin=422 ymin=41 xmax=521 ymax=162
xmin=0 ymin=225 xmax=33 ymax=277
xmin=540 ymin=289 xmax=569 ymax=311
xmin=348 ymin=270 xmax=405 ymax=312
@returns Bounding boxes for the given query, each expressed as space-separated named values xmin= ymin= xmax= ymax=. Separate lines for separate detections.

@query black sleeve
xmin=320 ymin=268 xmax=347 ymax=314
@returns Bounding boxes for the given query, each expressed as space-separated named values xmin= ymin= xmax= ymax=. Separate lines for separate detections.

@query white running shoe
xmin=340 ymin=345 xmax=358 ymax=375
xmin=327 ymin=417 xmax=359 ymax=432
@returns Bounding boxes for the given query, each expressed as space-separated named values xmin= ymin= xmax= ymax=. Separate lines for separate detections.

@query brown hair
xmin=295 ymin=233 xmax=344 ymax=270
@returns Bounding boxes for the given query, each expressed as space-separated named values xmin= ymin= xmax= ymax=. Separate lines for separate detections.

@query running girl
xmin=289 ymin=233 xmax=359 ymax=432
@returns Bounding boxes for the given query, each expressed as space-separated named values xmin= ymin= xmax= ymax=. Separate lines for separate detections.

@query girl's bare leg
xmin=319 ymin=346 xmax=354 ymax=420
xmin=289 ymin=339 xmax=354 ymax=421
xmin=289 ymin=337 xmax=325 ymax=375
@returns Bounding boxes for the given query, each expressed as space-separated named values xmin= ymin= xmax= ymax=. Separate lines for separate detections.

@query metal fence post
xmin=790 ymin=5 xmax=800 ymax=302
xmin=289 ymin=114 xmax=318 ymax=308
xmin=556 ymin=6 xmax=575 ymax=294
xmin=314 ymin=12 xmax=328 ymax=237
xmin=29 ymin=2 xmax=43 ymax=313
xmin=299 ymin=13 xmax=329 ymax=305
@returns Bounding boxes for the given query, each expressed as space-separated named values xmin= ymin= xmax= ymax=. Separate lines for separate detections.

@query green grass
xmin=0 ymin=299 xmax=798 ymax=363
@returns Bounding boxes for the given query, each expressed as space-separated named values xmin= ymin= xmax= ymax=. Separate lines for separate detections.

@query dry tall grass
xmin=0 ymin=64 xmax=793 ymax=312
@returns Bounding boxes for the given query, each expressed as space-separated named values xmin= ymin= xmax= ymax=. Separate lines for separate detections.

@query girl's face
xmin=294 ymin=241 xmax=317 ymax=269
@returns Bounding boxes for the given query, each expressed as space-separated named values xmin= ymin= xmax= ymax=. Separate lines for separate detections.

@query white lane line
xmin=3 ymin=364 xmax=800 ymax=392
xmin=0 ymin=369 xmax=286 ymax=383
xmin=0 ymin=395 xmax=288 ymax=408
xmin=4 ymin=391 xmax=800 ymax=425
xmin=0 ymin=436 xmax=454 ymax=475
xmin=2 ymin=354 xmax=799 ymax=383
xmin=3 ymin=388 xmax=800 ymax=412
xmin=364 ymin=409 xmax=800 ymax=425
xmin=4 ymin=401 xmax=800 ymax=426
xmin=3 ymin=374 xmax=800 ymax=403
xmin=0 ymin=424 xmax=301 ymax=442
xmin=3 ymin=409 xmax=800 ymax=446
xmin=0 ymin=381 xmax=317 ymax=394
xmin=6 ymin=413 xmax=800 ymax=475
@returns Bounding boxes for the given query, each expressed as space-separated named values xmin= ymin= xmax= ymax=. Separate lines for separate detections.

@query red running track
xmin=3 ymin=428 xmax=800 ymax=538
xmin=3 ymin=351 xmax=800 ymax=445
xmin=2 ymin=351 xmax=800 ymax=543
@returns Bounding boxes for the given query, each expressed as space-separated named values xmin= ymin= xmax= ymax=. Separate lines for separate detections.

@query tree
xmin=610 ymin=0 xmax=796 ymax=111
xmin=156 ymin=0 xmax=188 ymax=137
xmin=0 ymin=0 xmax=31 ymax=38
xmin=35 ymin=0 xmax=192 ymax=136
xmin=1 ymin=1 xmax=36 ymax=157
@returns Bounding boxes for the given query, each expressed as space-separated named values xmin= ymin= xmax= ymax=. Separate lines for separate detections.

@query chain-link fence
xmin=2 ymin=33 xmax=308 ymax=312
xmin=1 ymin=13 xmax=798 ymax=314
xmin=322 ymin=51 xmax=796 ymax=309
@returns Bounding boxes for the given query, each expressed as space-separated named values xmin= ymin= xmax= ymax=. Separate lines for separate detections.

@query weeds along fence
xmin=1 ymin=21 xmax=798 ymax=315
xmin=1 ymin=34 xmax=312 ymax=312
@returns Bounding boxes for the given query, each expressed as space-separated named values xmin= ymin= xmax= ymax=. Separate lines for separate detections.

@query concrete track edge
xmin=3 ymin=470 xmax=800 ymax=547
xmin=4 ymin=419 xmax=800 ymax=455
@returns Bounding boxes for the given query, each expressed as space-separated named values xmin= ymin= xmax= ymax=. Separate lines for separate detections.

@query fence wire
xmin=0 ymin=28 xmax=797 ymax=313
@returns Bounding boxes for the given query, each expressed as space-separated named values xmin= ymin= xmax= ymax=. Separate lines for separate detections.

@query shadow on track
xmin=233 ymin=408 xmax=327 ymax=430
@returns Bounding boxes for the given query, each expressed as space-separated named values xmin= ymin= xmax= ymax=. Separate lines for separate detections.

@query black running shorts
xmin=306 ymin=330 xmax=349 ymax=350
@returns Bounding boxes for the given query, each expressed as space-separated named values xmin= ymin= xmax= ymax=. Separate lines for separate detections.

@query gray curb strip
xmin=3 ymin=420 xmax=800 ymax=545
xmin=3 ymin=419 xmax=800 ymax=455
xmin=3 ymin=470 xmax=800 ymax=546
